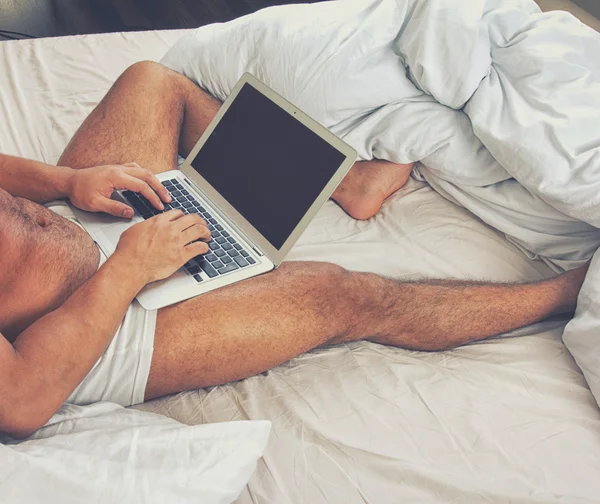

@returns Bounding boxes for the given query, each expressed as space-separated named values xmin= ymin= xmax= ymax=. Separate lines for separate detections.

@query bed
xmin=1 ymin=14 xmax=600 ymax=504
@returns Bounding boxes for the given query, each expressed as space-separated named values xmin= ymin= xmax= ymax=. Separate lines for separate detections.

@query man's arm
xmin=0 ymin=153 xmax=171 ymax=217
xmin=0 ymin=210 xmax=210 ymax=439
xmin=0 ymin=254 xmax=143 ymax=438
xmin=0 ymin=154 xmax=73 ymax=202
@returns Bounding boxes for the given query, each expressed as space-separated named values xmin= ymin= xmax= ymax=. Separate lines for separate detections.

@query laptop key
xmin=216 ymin=225 xmax=224 ymax=232
xmin=247 ymin=257 xmax=256 ymax=265
xmin=221 ymin=230 xmax=230 ymax=237
xmin=215 ymin=249 xmax=226 ymax=258
xmin=201 ymin=262 xmax=219 ymax=278
xmin=181 ymin=189 xmax=189 ymax=196
xmin=211 ymin=231 xmax=221 ymax=239
xmin=222 ymin=243 xmax=233 ymax=251
xmin=227 ymin=237 xmax=236 ymax=244
xmin=218 ymin=262 xmax=239 ymax=274
xmin=229 ymin=249 xmax=239 ymax=257
xmin=222 ymin=255 xmax=233 ymax=264
xmin=240 ymin=250 xmax=249 ymax=257
xmin=233 ymin=255 xmax=249 ymax=268
xmin=209 ymin=218 xmax=217 ymax=225
xmin=213 ymin=261 xmax=225 ymax=269
xmin=205 ymin=253 xmax=217 ymax=262
xmin=183 ymin=201 xmax=193 ymax=208
xmin=187 ymin=265 xmax=200 ymax=275
xmin=215 ymin=237 xmax=226 ymax=245
xmin=208 ymin=241 xmax=220 ymax=251
xmin=193 ymin=274 xmax=203 ymax=283
xmin=233 ymin=244 xmax=242 ymax=251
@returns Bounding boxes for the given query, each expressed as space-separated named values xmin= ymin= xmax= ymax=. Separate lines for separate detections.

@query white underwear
xmin=47 ymin=201 xmax=157 ymax=407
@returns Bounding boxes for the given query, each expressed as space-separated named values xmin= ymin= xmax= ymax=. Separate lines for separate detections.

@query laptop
xmin=70 ymin=73 xmax=357 ymax=310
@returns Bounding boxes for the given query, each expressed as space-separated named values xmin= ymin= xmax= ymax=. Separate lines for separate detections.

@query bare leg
xmin=145 ymin=262 xmax=586 ymax=399
xmin=59 ymin=60 xmax=412 ymax=222
xmin=56 ymin=61 xmax=586 ymax=402
xmin=59 ymin=61 xmax=221 ymax=173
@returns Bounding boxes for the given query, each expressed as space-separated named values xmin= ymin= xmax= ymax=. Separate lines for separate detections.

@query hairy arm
xmin=0 ymin=153 xmax=170 ymax=216
xmin=0 ymin=153 xmax=73 ymax=202
xmin=0 ymin=211 xmax=210 ymax=439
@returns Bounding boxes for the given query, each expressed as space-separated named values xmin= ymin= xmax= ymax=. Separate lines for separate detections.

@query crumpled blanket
xmin=161 ymin=0 xmax=600 ymax=406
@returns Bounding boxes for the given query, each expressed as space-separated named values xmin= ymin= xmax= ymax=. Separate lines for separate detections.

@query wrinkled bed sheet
xmin=0 ymin=20 xmax=599 ymax=504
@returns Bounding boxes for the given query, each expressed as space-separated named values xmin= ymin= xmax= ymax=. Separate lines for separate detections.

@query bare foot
xmin=331 ymin=159 xmax=414 ymax=220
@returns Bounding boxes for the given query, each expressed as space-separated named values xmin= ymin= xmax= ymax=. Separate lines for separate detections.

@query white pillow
xmin=0 ymin=402 xmax=271 ymax=504
xmin=563 ymin=249 xmax=600 ymax=409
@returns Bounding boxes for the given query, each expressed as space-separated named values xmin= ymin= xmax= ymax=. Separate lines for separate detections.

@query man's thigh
xmin=145 ymin=261 xmax=349 ymax=401
xmin=58 ymin=61 xmax=217 ymax=175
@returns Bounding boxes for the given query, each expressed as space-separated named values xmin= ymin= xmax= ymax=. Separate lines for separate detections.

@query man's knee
xmin=275 ymin=261 xmax=349 ymax=285
xmin=118 ymin=61 xmax=186 ymax=94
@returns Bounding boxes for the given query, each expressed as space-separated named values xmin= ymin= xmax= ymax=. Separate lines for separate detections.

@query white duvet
xmin=161 ymin=0 xmax=600 ymax=406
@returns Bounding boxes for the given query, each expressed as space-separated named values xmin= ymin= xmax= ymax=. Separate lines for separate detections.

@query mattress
xmin=1 ymin=29 xmax=599 ymax=504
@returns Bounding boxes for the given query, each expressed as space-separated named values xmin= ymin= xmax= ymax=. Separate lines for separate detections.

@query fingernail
xmin=122 ymin=208 xmax=131 ymax=218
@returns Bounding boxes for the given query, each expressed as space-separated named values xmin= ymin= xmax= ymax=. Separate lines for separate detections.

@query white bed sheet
xmin=1 ymin=30 xmax=599 ymax=503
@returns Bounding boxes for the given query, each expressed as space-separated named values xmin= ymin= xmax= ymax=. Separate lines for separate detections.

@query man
xmin=0 ymin=62 xmax=587 ymax=438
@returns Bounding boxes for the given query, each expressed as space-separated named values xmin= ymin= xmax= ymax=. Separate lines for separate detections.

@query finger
xmin=97 ymin=198 xmax=135 ymax=219
xmin=124 ymin=163 xmax=171 ymax=204
xmin=173 ymin=213 xmax=208 ymax=231
xmin=158 ymin=209 xmax=185 ymax=221
xmin=184 ymin=241 xmax=210 ymax=261
xmin=120 ymin=174 xmax=165 ymax=211
xmin=181 ymin=223 xmax=211 ymax=244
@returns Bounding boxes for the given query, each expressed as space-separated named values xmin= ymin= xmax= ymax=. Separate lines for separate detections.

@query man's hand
xmin=68 ymin=162 xmax=171 ymax=218
xmin=113 ymin=210 xmax=211 ymax=286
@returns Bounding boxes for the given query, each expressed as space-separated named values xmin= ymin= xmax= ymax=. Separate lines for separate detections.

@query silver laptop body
xmin=70 ymin=73 xmax=357 ymax=310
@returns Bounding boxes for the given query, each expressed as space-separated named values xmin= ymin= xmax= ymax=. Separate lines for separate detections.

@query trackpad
xmin=99 ymin=222 xmax=134 ymax=250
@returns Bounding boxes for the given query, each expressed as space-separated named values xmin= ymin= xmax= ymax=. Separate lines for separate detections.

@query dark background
xmin=0 ymin=0 xmax=321 ymax=39
xmin=0 ymin=0 xmax=597 ymax=40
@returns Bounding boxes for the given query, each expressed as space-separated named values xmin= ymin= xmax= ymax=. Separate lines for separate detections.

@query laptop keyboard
xmin=122 ymin=178 xmax=256 ymax=283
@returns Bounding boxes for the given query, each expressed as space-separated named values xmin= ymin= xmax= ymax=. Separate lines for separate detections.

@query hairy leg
xmin=58 ymin=61 xmax=221 ymax=173
xmin=145 ymin=261 xmax=586 ymax=399
xmin=58 ymin=60 xmax=412 ymax=221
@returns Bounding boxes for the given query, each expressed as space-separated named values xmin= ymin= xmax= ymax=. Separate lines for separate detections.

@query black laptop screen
xmin=189 ymin=83 xmax=346 ymax=250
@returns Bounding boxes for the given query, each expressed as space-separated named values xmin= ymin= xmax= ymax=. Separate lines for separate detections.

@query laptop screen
xmin=189 ymin=83 xmax=347 ymax=250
